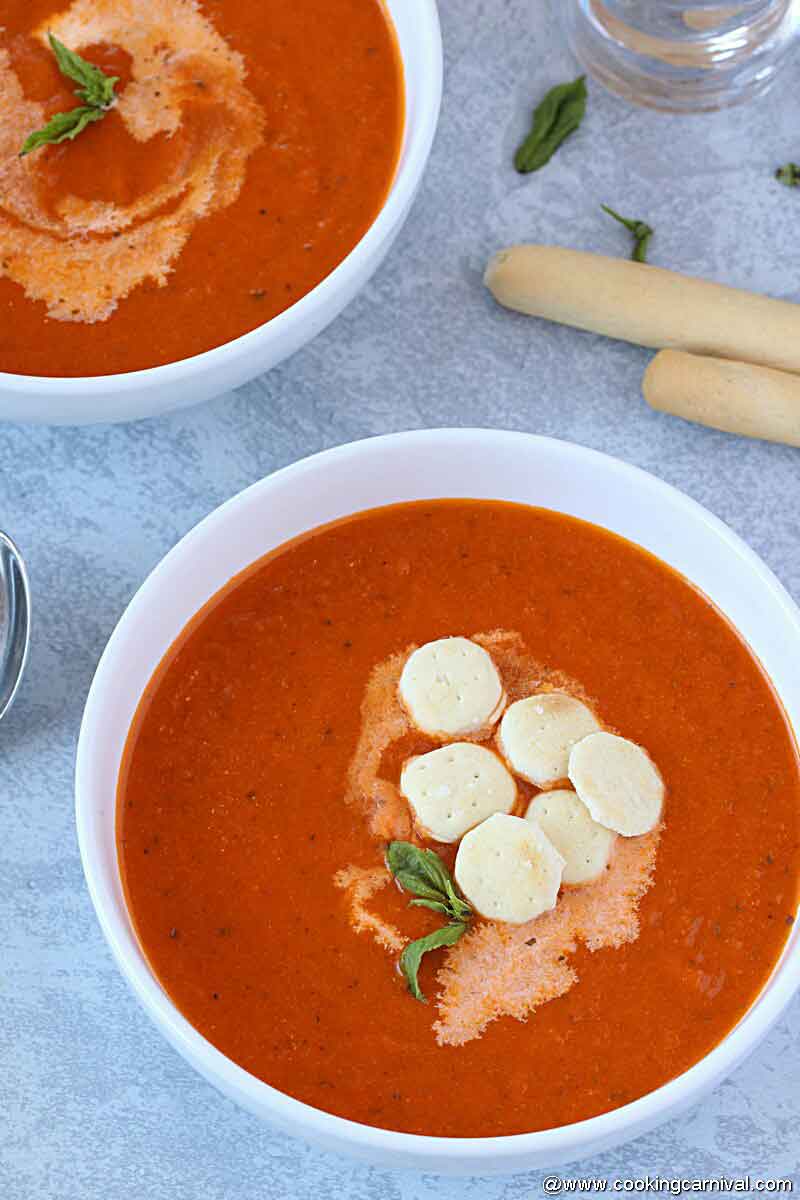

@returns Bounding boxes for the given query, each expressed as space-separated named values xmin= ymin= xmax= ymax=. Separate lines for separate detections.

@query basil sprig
xmin=20 ymin=35 xmax=119 ymax=156
xmin=601 ymin=204 xmax=654 ymax=263
xmin=514 ymin=75 xmax=587 ymax=174
xmin=387 ymin=841 xmax=472 ymax=1002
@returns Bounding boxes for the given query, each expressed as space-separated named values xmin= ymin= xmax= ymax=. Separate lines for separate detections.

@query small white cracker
xmin=525 ymin=789 xmax=616 ymax=885
xmin=455 ymin=812 xmax=565 ymax=924
xmin=398 ymin=637 xmax=505 ymax=737
xmin=498 ymin=692 xmax=600 ymax=785
xmin=568 ymin=731 xmax=664 ymax=837
xmin=400 ymin=743 xmax=516 ymax=843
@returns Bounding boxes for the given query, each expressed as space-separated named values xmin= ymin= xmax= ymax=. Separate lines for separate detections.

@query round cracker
xmin=399 ymin=637 xmax=505 ymax=737
xmin=400 ymin=743 xmax=516 ymax=843
xmin=568 ymin=731 xmax=664 ymax=836
xmin=455 ymin=812 xmax=565 ymax=924
xmin=525 ymin=789 xmax=616 ymax=885
xmin=498 ymin=692 xmax=600 ymax=785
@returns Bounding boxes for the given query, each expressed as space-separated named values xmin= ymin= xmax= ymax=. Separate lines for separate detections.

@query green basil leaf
xmin=387 ymin=841 xmax=472 ymax=922
xmin=408 ymin=898 xmax=451 ymax=915
xmin=441 ymin=881 xmax=472 ymax=923
xmin=20 ymin=105 xmax=104 ymax=157
xmin=48 ymin=34 xmax=118 ymax=108
xmin=601 ymin=204 xmax=654 ymax=263
xmin=387 ymin=842 xmax=451 ymax=901
xmin=776 ymin=163 xmax=800 ymax=188
xmin=399 ymin=923 xmax=468 ymax=1003
xmin=514 ymin=75 xmax=587 ymax=174
xmin=392 ymin=871 xmax=446 ymax=905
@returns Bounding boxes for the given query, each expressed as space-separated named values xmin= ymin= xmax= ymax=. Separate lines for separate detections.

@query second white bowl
xmin=76 ymin=429 xmax=800 ymax=1173
xmin=0 ymin=0 xmax=442 ymax=425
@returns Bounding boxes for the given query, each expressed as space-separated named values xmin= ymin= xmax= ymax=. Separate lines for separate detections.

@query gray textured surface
xmin=3 ymin=1 xmax=800 ymax=1195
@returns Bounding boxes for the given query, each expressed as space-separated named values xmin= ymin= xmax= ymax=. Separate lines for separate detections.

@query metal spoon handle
xmin=0 ymin=531 xmax=31 ymax=722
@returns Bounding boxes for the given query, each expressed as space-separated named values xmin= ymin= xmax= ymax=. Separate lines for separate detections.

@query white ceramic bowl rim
xmin=2 ymin=1 xmax=442 ymax=395
xmin=76 ymin=430 xmax=800 ymax=1169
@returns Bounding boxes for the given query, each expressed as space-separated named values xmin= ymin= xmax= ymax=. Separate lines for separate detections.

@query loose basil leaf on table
xmin=514 ymin=75 xmax=587 ymax=174
xmin=776 ymin=162 xmax=800 ymax=187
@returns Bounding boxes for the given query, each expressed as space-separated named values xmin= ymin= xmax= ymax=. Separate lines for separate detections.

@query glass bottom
xmin=559 ymin=0 xmax=800 ymax=112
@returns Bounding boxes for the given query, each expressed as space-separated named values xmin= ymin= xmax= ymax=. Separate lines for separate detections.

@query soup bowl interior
xmin=0 ymin=0 xmax=442 ymax=425
xmin=76 ymin=429 xmax=800 ymax=1174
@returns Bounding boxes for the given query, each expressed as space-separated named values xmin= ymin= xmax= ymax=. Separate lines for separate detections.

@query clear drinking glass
xmin=559 ymin=1 xmax=800 ymax=111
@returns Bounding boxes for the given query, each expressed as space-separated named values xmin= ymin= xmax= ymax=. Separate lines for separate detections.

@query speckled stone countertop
xmin=3 ymin=2 xmax=800 ymax=1196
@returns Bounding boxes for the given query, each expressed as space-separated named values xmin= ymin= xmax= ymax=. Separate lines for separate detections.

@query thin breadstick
xmin=643 ymin=349 xmax=800 ymax=447
xmin=485 ymin=245 xmax=800 ymax=375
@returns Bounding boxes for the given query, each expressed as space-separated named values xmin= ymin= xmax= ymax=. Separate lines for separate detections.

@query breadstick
xmin=485 ymin=245 xmax=800 ymax=375
xmin=643 ymin=349 xmax=800 ymax=447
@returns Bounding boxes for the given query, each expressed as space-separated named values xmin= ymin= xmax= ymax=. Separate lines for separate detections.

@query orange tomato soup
xmin=0 ymin=0 xmax=403 ymax=376
xmin=118 ymin=501 xmax=800 ymax=1137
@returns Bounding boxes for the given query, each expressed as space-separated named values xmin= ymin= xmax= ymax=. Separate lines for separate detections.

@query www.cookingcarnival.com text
xmin=539 ymin=1177 xmax=793 ymax=1195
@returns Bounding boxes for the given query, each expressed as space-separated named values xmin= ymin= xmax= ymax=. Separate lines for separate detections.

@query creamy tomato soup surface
xmin=0 ymin=0 xmax=403 ymax=376
xmin=118 ymin=501 xmax=800 ymax=1138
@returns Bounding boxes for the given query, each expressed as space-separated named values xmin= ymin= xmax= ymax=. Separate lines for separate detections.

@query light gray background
xmin=3 ymin=2 xmax=799 ymax=1195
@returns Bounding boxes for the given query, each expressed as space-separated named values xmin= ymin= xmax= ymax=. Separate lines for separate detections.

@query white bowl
xmin=76 ymin=429 xmax=800 ymax=1174
xmin=1 ymin=1 xmax=442 ymax=426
